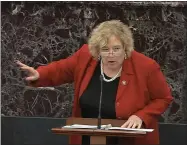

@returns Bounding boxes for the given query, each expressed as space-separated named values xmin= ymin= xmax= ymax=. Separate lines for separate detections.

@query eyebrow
xmin=112 ymin=45 xmax=122 ymax=47
xmin=101 ymin=45 xmax=122 ymax=49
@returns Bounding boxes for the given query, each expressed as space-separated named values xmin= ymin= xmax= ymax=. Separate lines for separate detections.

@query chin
xmin=108 ymin=64 xmax=119 ymax=70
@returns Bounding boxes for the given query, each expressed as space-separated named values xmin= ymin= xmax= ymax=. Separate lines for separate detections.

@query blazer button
xmin=116 ymin=102 xmax=120 ymax=106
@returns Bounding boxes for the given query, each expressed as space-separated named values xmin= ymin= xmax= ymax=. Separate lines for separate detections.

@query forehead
xmin=108 ymin=35 xmax=121 ymax=41
xmin=108 ymin=36 xmax=122 ymax=46
xmin=99 ymin=35 xmax=123 ymax=49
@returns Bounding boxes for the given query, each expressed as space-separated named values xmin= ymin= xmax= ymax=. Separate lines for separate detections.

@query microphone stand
xmin=97 ymin=74 xmax=103 ymax=129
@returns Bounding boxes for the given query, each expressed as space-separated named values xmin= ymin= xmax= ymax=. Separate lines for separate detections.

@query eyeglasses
xmin=100 ymin=47 xmax=123 ymax=56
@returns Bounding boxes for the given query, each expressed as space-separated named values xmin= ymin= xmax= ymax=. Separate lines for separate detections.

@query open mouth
xmin=108 ymin=61 xmax=116 ymax=64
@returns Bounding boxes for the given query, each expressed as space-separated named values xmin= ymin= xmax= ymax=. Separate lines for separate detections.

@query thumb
xmin=25 ymin=76 xmax=38 ymax=81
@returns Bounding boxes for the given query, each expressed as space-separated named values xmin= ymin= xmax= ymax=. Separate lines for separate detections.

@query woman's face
xmin=100 ymin=35 xmax=125 ymax=70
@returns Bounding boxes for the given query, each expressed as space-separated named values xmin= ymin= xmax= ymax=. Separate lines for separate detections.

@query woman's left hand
xmin=121 ymin=115 xmax=143 ymax=129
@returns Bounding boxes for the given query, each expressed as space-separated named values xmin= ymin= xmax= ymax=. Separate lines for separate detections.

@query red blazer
xmin=33 ymin=44 xmax=173 ymax=145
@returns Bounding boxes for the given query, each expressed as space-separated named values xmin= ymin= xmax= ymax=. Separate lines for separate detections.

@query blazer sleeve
xmin=134 ymin=61 xmax=173 ymax=128
xmin=29 ymin=44 xmax=86 ymax=87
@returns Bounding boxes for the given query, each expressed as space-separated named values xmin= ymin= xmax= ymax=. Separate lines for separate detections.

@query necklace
xmin=100 ymin=61 xmax=122 ymax=82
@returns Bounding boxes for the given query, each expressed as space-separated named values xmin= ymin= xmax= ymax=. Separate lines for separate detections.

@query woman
xmin=16 ymin=20 xmax=173 ymax=145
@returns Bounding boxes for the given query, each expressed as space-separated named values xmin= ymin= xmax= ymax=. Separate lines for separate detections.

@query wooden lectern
xmin=51 ymin=117 xmax=146 ymax=144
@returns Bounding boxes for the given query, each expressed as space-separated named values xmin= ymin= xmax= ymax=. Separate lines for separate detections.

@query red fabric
xmin=32 ymin=44 xmax=173 ymax=145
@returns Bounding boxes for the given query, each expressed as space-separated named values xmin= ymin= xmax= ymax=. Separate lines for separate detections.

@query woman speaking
xmin=17 ymin=20 xmax=173 ymax=145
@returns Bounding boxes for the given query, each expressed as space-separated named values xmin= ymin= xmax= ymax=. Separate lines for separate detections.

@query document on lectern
xmin=63 ymin=124 xmax=111 ymax=129
xmin=108 ymin=127 xmax=154 ymax=132
xmin=62 ymin=124 xmax=154 ymax=132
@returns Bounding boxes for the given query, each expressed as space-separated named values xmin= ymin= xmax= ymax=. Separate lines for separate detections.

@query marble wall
xmin=1 ymin=1 xmax=187 ymax=123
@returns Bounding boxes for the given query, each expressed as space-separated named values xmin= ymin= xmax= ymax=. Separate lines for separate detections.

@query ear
xmin=98 ymin=55 xmax=101 ymax=60
xmin=124 ymin=52 xmax=127 ymax=59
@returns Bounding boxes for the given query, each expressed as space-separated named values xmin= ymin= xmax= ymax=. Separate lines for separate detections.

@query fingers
xmin=132 ymin=123 xmax=137 ymax=129
xmin=16 ymin=60 xmax=28 ymax=67
xmin=137 ymin=123 xmax=142 ymax=129
xmin=16 ymin=61 xmax=34 ymax=72
xmin=121 ymin=115 xmax=143 ymax=129
xmin=20 ymin=66 xmax=33 ymax=71
xmin=25 ymin=76 xmax=37 ymax=81
xmin=121 ymin=120 xmax=142 ymax=129
xmin=127 ymin=121 xmax=134 ymax=128
xmin=121 ymin=120 xmax=130 ymax=128
xmin=123 ymin=121 xmax=136 ymax=128
xmin=15 ymin=60 xmax=39 ymax=81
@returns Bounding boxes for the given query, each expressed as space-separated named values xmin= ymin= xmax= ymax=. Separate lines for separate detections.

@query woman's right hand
xmin=16 ymin=60 xmax=40 ymax=82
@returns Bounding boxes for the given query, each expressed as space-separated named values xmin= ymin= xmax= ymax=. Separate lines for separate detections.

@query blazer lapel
xmin=116 ymin=56 xmax=134 ymax=102
xmin=78 ymin=58 xmax=98 ymax=98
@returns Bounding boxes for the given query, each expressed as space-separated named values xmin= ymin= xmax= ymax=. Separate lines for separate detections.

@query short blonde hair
xmin=88 ymin=20 xmax=134 ymax=59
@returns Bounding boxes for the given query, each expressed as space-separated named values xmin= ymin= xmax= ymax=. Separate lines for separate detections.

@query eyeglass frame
xmin=99 ymin=46 xmax=125 ymax=56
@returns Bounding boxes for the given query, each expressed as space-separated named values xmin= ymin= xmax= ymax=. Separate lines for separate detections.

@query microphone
xmin=97 ymin=74 xmax=103 ymax=129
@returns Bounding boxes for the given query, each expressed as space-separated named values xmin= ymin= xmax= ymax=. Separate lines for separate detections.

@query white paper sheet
xmin=62 ymin=124 xmax=110 ymax=129
xmin=108 ymin=127 xmax=154 ymax=132
xmin=62 ymin=124 xmax=154 ymax=132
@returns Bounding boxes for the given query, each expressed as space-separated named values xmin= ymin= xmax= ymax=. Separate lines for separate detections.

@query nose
xmin=108 ymin=49 xmax=114 ymax=56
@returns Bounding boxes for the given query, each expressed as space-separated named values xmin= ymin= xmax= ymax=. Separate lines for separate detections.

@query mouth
xmin=108 ymin=61 xmax=116 ymax=64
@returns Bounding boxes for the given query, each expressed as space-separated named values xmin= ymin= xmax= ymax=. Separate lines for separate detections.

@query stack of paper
xmin=63 ymin=124 xmax=111 ymax=129
xmin=62 ymin=124 xmax=154 ymax=132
